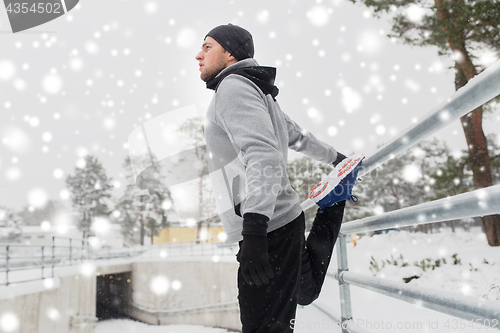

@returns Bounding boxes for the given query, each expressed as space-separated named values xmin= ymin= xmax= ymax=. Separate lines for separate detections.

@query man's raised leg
xmin=298 ymin=201 xmax=345 ymax=305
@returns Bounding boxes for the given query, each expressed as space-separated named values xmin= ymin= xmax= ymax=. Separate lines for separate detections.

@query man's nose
xmin=195 ymin=51 xmax=203 ymax=61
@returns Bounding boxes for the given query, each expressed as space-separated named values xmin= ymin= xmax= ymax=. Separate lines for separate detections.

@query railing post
xmin=81 ymin=240 xmax=84 ymax=262
xmin=69 ymin=238 xmax=72 ymax=265
xmin=41 ymin=246 xmax=45 ymax=280
xmin=336 ymin=233 xmax=353 ymax=332
xmin=6 ymin=245 xmax=10 ymax=286
xmin=52 ymin=236 xmax=55 ymax=278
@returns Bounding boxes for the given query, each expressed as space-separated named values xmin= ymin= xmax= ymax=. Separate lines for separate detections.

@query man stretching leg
xmin=196 ymin=23 xmax=349 ymax=333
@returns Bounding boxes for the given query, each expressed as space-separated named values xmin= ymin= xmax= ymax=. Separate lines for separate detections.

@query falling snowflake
xmin=359 ymin=31 xmax=381 ymax=54
xmin=352 ymin=137 xmax=365 ymax=150
xmin=69 ymin=58 xmax=84 ymax=71
xmin=176 ymin=29 xmax=197 ymax=49
xmin=403 ymin=165 xmax=421 ymax=183
xmin=217 ymin=232 xmax=227 ymax=242
xmin=53 ymin=169 xmax=64 ymax=179
xmin=307 ymin=6 xmax=330 ymax=26
xmin=150 ymin=275 xmax=169 ymax=295
xmin=405 ymin=79 xmax=420 ymax=92
xmin=42 ymin=132 xmax=53 ymax=142
xmin=3 ymin=127 xmax=30 ymax=154
xmin=6 ymin=167 xmax=21 ymax=181
xmin=13 ymin=78 xmax=27 ymax=91
xmin=0 ymin=60 xmax=16 ymax=81
xmin=341 ymin=87 xmax=362 ymax=113
xmin=144 ymin=1 xmax=158 ymax=14
xmin=79 ymin=262 xmax=96 ymax=277
xmin=0 ymin=312 xmax=19 ymax=332
xmin=327 ymin=126 xmax=338 ymax=137
xmin=103 ymin=117 xmax=116 ymax=130
xmin=46 ymin=307 xmax=60 ymax=321
xmin=84 ymin=41 xmax=99 ymax=55
xmin=406 ymin=4 xmax=426 ymax=23
xmin=41 ymin=220 xmax=51 ymax=231
xmin=257 ymin=10 xmax=270 ymax=23
xmin=374 ymin=205 xmax=384 ymax=215
xmin=375 ymin=125 xmax=386 ymax=135
xmin=42 ymin=74 xmax=63 ymax=94
xmin=171 ymin=280 xmax=182 ymax=290
xmin=43 ymin=278 xmax=55 ymax=289
xmin=27 ymin=188 xmax=48 ymax=208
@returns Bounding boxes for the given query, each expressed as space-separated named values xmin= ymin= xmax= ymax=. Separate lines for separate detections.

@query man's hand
xmin=239 ymin=234 xmax=274 ymax=286
xmin=333 ymin=152 xmax=347 ymax=167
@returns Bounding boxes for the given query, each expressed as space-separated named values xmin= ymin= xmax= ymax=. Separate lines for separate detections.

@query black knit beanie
xmin=205 ymin=23 xmax=254 ymax=61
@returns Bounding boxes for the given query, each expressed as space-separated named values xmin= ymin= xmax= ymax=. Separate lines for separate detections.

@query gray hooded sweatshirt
xmin=204 ymin=58 xmax=338 ymax=244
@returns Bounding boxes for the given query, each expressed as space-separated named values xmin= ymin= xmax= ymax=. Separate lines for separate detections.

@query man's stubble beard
xmin=201 ymin=55 xmax=227 ymax=82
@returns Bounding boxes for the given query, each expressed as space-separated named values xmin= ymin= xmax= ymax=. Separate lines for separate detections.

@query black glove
xmin=333 ymin=152 xmax=347 ymax=167
xmin=238 ymin=234 xmax=274 ymax=286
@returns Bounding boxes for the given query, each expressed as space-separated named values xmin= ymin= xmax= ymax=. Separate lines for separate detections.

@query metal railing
xmin=141 ymin=236 xmax=239 ymax=259
xmin=301 ymin=58 xmax=500 ymax=332
xmin=0 ymin=236 xmax=89 ymax=286
xmin=0 ymin=235 xmax=238 ymax=286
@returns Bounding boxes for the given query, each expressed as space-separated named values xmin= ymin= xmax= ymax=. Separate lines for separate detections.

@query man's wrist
xmin=242 ymin=212 xmax=269 ymax=237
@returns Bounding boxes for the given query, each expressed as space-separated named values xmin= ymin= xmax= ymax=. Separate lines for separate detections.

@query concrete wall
xmin=0 ymin=259 xmax=241 ymax=332
xmin=0 ymin=274 xmax=96 ymax=333
xmin=128 ymin=260 xmax=241 ymax=331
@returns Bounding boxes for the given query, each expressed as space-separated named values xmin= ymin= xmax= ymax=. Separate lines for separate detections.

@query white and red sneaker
xmin=309 ymin=153 xmax=365 ymax=210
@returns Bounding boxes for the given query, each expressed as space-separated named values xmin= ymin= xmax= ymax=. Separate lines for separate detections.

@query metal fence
xmin=301 ymin=58 xmax=500 ymax=332
xmin=0 ymin=235 xmax=238 ymax=286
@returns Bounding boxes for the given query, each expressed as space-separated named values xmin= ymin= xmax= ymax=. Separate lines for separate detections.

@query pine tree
xmin=352 ymin=0 xmax=500 ymax=245
xmin=116 ymin=155 xmax=172 ymax=245
xmin=65 ymin=155 xmax=114 ymax=239
xmin=358 ymin=139 xmax=448 ymax=233
xmin=0 ymin=206 xmax=21 ymax=242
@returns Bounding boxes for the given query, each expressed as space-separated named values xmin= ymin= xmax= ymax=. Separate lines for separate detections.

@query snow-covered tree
xmin=116 ymin=155 xmax=172 ymax=245
xmin=177 ymin=116 xmax=218 ymax=240
xmin=65 ymin=155 xmax=114 ymax=239
xmin=287 ymin=156 xmax=333 ymax=230
xmin=0 ymin=206 xmax=22 ymax=242
xmin=351 ymin=0 xmax=500 ymax=245
xmin=18 ymin=200 xmax=69 ymax=226
xmin=356 ymin=139 xmax=449 ymax=232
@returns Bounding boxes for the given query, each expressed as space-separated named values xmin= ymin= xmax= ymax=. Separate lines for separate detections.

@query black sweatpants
xmin=236 ymin=202 xmax=345 ymax=333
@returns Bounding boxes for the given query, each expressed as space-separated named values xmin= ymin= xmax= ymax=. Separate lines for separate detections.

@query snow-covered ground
xmin=315 ymin=226 xmax=500 ymax=333
xmin=96 ymin=226 xmax=500 ymax=333
xmin=95 ymin=320 xmax=239 ymax=333
xmin=334 ymin=226 xmax=500 ymax=301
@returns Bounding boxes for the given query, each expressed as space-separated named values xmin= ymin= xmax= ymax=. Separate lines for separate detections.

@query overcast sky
xmin=1 ymin=0 xmax=499 ymax=214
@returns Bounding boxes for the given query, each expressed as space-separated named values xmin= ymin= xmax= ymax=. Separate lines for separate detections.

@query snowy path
xmin=95 ymin=320 xmax=239 ymax=333
xmin=94 ymin=304 xmax=344 ymax=333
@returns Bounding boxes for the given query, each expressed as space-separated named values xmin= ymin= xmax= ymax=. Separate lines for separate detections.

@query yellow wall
xmin=153 ymin=226 xmax=225 ymax=244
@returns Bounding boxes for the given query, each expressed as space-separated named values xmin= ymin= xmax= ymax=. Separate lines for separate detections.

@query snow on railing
xmin=301 ymin=59 xmax=500 ymax=332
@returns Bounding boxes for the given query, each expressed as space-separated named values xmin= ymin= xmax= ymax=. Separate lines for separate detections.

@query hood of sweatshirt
xmin=206 ymin=58 xmax=279 ymax=100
